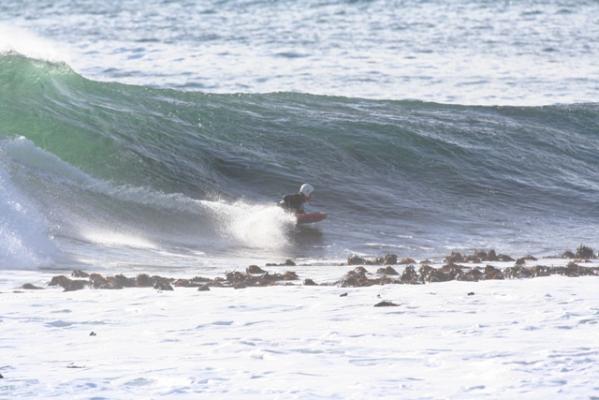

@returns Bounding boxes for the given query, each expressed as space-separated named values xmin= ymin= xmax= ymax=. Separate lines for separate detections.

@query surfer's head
xmin=299 ymin=183 xmax=314 ymax=200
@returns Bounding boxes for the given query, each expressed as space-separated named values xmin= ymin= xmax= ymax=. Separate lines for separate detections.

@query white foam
xmin=202 ymin=200 xmax=296 ymax=250
xmin=0 ymin=23 xmax=72 ymax=63
xmin=78 ymin=229 xmax=157 ymax=250
xmin=0 ymin=161 xmax=58 ymax=269
xmin=1 ymin=266 xmax=597 ymax=399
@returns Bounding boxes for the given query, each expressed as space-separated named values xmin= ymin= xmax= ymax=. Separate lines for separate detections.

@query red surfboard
xmin=296 ymin=212 xmax=327 ymax=224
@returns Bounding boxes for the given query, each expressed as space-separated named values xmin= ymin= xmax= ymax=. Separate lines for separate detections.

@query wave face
xmin=2 ymin=55 xmax=599 ymax=269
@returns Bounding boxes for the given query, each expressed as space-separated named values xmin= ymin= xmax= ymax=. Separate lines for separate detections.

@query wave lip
xmin=0 ymin=24 xmax=72 ymax=64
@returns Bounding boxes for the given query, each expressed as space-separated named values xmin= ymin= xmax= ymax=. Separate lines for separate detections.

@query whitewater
xmin=2 ymin=260 xmax=599 ymax=399
xmin=1 ymin=0 xmax=599 ymax=398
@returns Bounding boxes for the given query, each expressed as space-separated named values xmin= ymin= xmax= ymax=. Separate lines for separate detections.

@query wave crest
xmin=0 ymin=24 xmax=72 ymax=64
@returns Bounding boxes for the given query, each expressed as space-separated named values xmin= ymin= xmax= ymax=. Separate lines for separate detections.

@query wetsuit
xmin=279 ymin=193 xmax=307 ymax=213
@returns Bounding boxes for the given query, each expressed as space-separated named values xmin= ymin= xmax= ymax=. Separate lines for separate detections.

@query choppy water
xmin=2 ymin=0 xmax=599 ymax=104
xmin=1 ymin=1 xmax=598 ymax=270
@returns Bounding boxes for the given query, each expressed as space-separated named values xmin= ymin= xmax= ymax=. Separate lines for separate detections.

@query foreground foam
xmin=1 ymin=270 xmax=597 ymax=399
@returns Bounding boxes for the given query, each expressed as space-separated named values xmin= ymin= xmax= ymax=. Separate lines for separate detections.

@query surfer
xmin=279 ymin=183 xmax=314 ymax=214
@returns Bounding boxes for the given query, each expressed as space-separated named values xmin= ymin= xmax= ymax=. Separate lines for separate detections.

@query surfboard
xmin=296 ymin=212 xmax=327 ymax=224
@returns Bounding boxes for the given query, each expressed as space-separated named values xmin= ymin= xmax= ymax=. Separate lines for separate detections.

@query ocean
xmin=3 ymin=3 xmax=599 ymax=399
xmin=1 ymin=0 xmax=599 ymax=270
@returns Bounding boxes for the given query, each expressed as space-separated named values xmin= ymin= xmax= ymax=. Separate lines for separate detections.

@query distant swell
xmin=2 ymin=53 xmax=599 ymax=268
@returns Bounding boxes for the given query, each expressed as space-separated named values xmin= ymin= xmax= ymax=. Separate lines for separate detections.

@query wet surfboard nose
xmin=296 ymin=212 xmax=327 ymax=224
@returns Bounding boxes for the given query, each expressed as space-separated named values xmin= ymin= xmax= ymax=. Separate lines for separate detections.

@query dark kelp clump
xmin=44 ymin=250 xmax=599 ymax=292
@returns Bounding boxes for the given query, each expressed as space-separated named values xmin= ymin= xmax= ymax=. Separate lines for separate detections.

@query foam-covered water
xmin=2 ymin=268 xmax=598 ymax=399
xmin=1 ymin=1 xmax=599 ymax=270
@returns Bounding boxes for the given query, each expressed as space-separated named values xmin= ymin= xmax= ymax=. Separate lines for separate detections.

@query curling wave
xmin=2 ymin=54 xmax=599 ymax=268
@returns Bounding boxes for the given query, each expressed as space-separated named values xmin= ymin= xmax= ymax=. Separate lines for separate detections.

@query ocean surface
xmin=1 ymin=0 xmax=599 ymax=270
xmin=2 ymin=269 xmax=599 ymax=399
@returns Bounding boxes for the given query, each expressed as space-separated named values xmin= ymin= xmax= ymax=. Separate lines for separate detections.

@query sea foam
xmin=0 ymin=160 xmax=57 ymax=269
xmin=0 ymin=23 xmax=72 ymax=63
